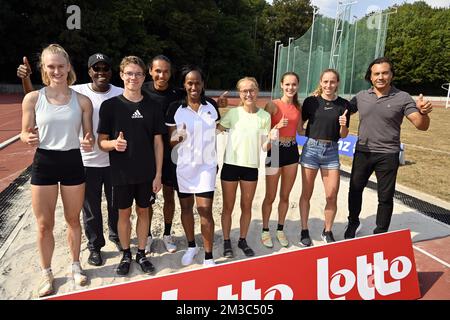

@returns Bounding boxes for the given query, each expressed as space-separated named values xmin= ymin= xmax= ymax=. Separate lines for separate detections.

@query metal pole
xmin=286 ymin=37 xmax=294 ymax=72
xmin=292 ymin=46 xmax=298 ymax=73
xmin=349 ymin=16 xmax=358 ymax=95
xmin=271 ymin=40 xmax=281 ymax=100
xmin=306 ymin=7 xmax=317 ymax=96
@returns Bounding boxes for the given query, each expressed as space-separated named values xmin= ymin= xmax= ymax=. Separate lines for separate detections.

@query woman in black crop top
xmin=298 ymin=69 xmax=351 ymax=246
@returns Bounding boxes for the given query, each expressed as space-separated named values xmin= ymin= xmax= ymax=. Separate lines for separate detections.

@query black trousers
xmin=348 ymin=150 xmax=399 ymax=234
xmin=82 ymin=166 xmax=119 ymax=251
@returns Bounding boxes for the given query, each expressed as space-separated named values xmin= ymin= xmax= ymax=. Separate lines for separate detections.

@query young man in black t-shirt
xmin=98 ymin=56 xmax=166 ymax=276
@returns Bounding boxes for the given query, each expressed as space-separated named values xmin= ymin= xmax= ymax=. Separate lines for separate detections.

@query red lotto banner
xmin=51 ymin=229 xmax=420 ymax=300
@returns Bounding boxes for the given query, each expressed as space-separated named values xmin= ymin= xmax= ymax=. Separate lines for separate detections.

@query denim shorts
xmin=300 ymin=138 xmax=340 ymax=170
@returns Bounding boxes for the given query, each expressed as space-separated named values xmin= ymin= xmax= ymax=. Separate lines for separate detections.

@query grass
xmin=340 ymin=106 xmax=450 ymax=202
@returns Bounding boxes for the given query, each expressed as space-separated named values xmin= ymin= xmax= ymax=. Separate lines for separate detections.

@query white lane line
xmin=413 ymin=245 xmax=450 ymax=268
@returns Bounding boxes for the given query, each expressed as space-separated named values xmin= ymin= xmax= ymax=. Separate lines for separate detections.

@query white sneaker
xmin=71 ymin=262 xmax=87 ymax=286
xmin=145 ymin=236 xmax=153 ymax=254
xmin=163 ymin=235 xmax=177 ymax=253
xmin=203 ymin=259 xmax=216 ymax=267
xmin=181 ymin=246 xmax=199 ymax=266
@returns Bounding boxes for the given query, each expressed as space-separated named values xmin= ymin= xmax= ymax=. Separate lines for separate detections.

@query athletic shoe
xmin=145 ymin=236 xmax=153 ymax=254
xmin=87 ymin=250 xmax=102 ymax=266
xmin=344 ymin=221 xmax=362 ymax=239
xmin=181 ymin=246 xmax=199 ymax=266
xmin=321 ymin=229 xmax=336 ymax=243
xmin=163 ymin=235 xmax=177 ymax=253
xmin=116 ymin=254 xmax=132 ymax=276
xmin=276 ymin=230 xmax=289 ymax=247
xmin=136 ymin=254 xmax=155 ymax=274
xmin=71 ymin=262 xmax=88 ymax=286
xmin=223 ymin=241 xmax=234 ymax=258
xmin=37 ymin=269 xmax=54 ymax=298
xmin=299 ymin=229 xmax=312 ymax=247
xmin=203 ymin=259 xmax=216 ymax=267
xmin=261 ymin=231 xmax=273 ymax=248
xmin=238 ymin=239 xmax=255 ymax=257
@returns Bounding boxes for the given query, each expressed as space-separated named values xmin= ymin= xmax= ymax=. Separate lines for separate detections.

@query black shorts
xmin=177 ymin=191 xmax=214 ymax=199
xmin=266 ymin=141 xmax=300 ymax=168
xmin=161 ymin=156 xmax=176 ymax=187
xmin=31 ymin=148 xmax=85 ymax=186
xmin=113 ymin=182 xmax=155 ymax=210
xmin=220 ymin=163 xmax=258 ymax=182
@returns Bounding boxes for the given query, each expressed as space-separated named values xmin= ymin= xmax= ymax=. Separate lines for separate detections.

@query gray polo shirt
xmin=349 ymin=86 xmax=418 ymax=153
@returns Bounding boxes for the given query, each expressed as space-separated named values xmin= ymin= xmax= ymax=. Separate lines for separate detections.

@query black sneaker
xmin=238 ymin=239 xmax=255 ymax=257
xmin=87 ymin=250 xmax=103 ymax=266
xmin=344 ymin=221 xmax=362 ymax=239
xmin=136 ymin=254 xmax=155 ymax=274
xmin=321 ymin=230 xmax=336 ymax=243
xmin=299 ymin=229 xmax=312 ymax=247
xmin=116 ymin=254 xmax=132 ymax=276
xmin=223 ymin=241 xmax=234 ymax=258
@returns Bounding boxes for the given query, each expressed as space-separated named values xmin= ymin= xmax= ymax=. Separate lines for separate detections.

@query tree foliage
xmin=0 ymin=0 xmax=447 ymax=94
xmin=385 ymin=1 xmax=450 ymax=95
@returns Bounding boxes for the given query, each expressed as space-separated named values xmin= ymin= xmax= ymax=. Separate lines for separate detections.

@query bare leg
xmin=221 ymin=180 xmax=238 ymax=240
xmin=299 ymin=167 xmax=318 ymax=230
xmin=239 ymin=180 xmax=257 ymax=238
xmin=60 ymin=184 xmax=85 ymax=263
xmin=31 ymin=185 xmax=58 ymax=269
xmin=261 ymin=168 xmax=281 ymax=229
xmin=277 ymin=163 xmax=298 ymax=225
xmin=320 ymin=168 xmax=340 ymax=231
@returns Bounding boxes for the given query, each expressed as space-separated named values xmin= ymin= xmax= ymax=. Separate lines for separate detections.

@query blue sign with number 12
xmin=296 ymin=134 xmax=358 ymax=157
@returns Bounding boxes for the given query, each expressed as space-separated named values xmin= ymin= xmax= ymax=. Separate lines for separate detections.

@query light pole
xmin=349 ymin=15 xmax=358 ymax=96
xmin=306 ymin=7 xmax=318 ymax=96
xmin=271 ymin=40 xmax=281 ymax=100
xmin=286 ymin=37 xmax=294 ymax=72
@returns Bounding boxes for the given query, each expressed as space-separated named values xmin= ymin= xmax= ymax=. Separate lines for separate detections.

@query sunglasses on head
xmin=92 ymin=65 xmax=111 ymax=72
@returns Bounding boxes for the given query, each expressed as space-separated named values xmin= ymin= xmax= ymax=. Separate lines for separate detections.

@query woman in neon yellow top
xmin=217 ymin=77 xmax=272 ymax=258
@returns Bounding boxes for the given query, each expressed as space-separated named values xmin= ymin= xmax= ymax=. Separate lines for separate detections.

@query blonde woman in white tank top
xmin=20 ymin=44 xmax=94 ymax=297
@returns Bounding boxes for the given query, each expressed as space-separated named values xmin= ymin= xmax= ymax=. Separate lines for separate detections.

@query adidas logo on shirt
xmin=132 ymin=110 xmax=143 ymax=119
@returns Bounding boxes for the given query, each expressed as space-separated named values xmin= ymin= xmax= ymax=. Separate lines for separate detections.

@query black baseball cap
xmin=88 ymin=53 xmax=112 ymax=68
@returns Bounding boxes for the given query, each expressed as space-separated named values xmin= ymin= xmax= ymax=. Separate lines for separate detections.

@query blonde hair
xmin=40 ymin=44 xmax=76 ymax=86
xmin=119 ymin=56 xmax=146 ymax=73
xmin=236 ymin=77 xmax=259 ymax=106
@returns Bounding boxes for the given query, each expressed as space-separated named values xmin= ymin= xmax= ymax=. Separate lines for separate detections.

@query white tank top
xmin=35 ymin=88 xmax=82 ymax=151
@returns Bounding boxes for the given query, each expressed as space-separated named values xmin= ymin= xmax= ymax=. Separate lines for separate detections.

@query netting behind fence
xmin=274 ymin=8 xmax=391 ymax=98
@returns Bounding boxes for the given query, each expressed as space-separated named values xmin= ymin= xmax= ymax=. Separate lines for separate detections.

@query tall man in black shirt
xmin=142 ymin=55 xmax=228 ymax=254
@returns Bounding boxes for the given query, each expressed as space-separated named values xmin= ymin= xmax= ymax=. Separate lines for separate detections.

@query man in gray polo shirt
xmin=344 ymin=57 xmax=432 ymax=238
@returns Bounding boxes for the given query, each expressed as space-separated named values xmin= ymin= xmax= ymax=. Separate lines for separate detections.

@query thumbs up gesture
xmin=17 ymin=56 xmax=32 ymax=79
xmin=339 ymin=109 xmax=348 ymax=126
xmin=276 ymin=113 xmax=288 ymax=129
xmin=217 ymin=91 xmax=229 ymax=108
xmin=170 ymin=123 xmax=187 ymax=143
xmin=81 ymin=132 xmax=94 ymax=152
xmin=114 ymin=131 xmax=127 ymax=152
xmin=24 ymin=126 xmax=39 ymax=146
xmin=416 ymin=94 xmax=432 ymax=115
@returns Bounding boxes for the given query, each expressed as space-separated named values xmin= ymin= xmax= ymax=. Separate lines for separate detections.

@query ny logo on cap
xmin=96 ymin=54 xmax=104 ymax=59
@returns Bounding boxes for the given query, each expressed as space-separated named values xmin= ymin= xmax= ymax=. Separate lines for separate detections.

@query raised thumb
xmin=118 ymin=131 xmax=124 ymax=140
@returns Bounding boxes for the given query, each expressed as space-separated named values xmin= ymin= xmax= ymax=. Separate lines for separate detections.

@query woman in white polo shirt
xmin=166 ymin=65 xmax=219 ymax=267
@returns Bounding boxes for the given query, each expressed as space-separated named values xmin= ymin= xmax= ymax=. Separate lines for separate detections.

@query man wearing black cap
xmin=17 ymin=53 xmax=123 ymax=266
